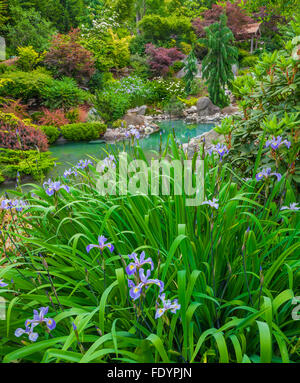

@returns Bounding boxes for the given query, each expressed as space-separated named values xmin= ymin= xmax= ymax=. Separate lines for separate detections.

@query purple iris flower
xmin=139 ymin=268 xmax=164 ymax=293
xmin=125 ymin=128 xmax=140 ymax=139
xmin=209 ymin=143 xmax=229 ymax=160
xmin=27 ymin=307 xmax=56 ymax=330
xmin=1 ymin=199 xmax=27 ymax=212
xmin=201 ymin=198 xmax=219 ymax=209
xmin=15 ymin=307 xmax=56 ymax=342
xmin=280 ymin=202 xmax=300 ymax=211
xmin=265 ymin=136 xmax=291 ymax=150
xmin=43 ymin=179 xmax=70 ymax=196
xmin=128 ymin=269 xmax=164 ymax=301
xmin=99 ymin=155 xmax=116 ymax=172
xmin=64 ymin=168 xmax=78 ymax=178
xmin=86 ymin=235 xmax=114 ymax=253
xmin=0 ymin=279 xmax=8 ymax=287
xmin=125 ymin=251 xmax=154 ymax=276
xmin=15 ymin=324 xmax=39 ymax=342
xmin=155 ymin=293 xmax=181 ymax=319
xmin=128 ymin=279 xmax=143 ymax=300
xmin=255 ymin=168 xmax=282 ymax=182
xmin=76 ymin=159 xmax=93 ymax=170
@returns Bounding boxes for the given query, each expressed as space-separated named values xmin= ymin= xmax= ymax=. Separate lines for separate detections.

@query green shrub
xmin=41 ymin=77 xmax=90 ymax=110
xmin=82 ymin=29 xmax=131 ymax=72
xmin=111 ymin=119 xmax=127 ymax=129
xmin=170 ymin=61 xmax=185 ymax=73
xmin=0 ymin=148 xmax=55 ymax=181
xmin=0 ymin=71 xmax=90 ymax=109
xmin=241 ymin=55 xmax=259 ymax=68
xmin=190 ymin=78 xmax=207 ymax=96
xmin=3 ymin=6 xmax=55 ymax=54
xmin=65 ymin=108 xmax=80 ymax=124
xmin=0 ymin=63 xmax=16 ymax=74
xmin=230 ymin=74 xmax=256 ymax=100
xmin=129 ymin=35 xmax=146 ymax=55
xmin=238 ymin=48 xmax=250 ymax=61
xmin=177 ymin=96 xmax=198 ymax=107
xmin=0 ymin=69 xmax=53 ymax=102
xmin=16 ymin=46 xmax=45 ymax=72
xmin=61 ymin=122 xmax=107 ymax=141
xmin=95 ymin=91 xmax=130 ymax=123
xmin=163 ymin=96 xmax=185 ymax=116
xmin=147 ymin=78 xmax=186 ymax=104
xmin=139 ymin=14 xmax=192 ymax=43
xmin=40 ymin=125 xmax=60 ymax=144
xmin=130 ymin=54 xmax=151 ymax=79
xmin=88 ymin=71 xmax=106 ymax=93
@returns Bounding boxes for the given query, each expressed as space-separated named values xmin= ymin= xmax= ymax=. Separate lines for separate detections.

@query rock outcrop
xmin=182 ymin=129 xmax=225 ymax=158
xmin=196 ymin=97 xmax=220 ymax=117
xmin=221 ymin=106 xmax=239 ymax=115
xmin=123 ymin=113 xmax=146 ymax=126
xmin=103 ymin=123 xmax=160 ymax=143
xmin=127 ymin=105 xmax=147 ymax=115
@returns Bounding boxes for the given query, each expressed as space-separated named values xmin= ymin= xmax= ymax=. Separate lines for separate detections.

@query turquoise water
xmin=0 ymin=120 xmax=213 ymax=194
xmin=49 ymin=120 xmax=213 ymax=172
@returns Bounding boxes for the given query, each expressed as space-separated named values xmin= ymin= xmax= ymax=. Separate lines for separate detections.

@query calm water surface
xmin=1 ymin=120 xmax=214 ymax=194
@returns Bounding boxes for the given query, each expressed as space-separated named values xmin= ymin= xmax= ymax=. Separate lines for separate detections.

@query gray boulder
xmin=221 ymin=106 xmax=239 ymax=115
xmin=196 ymin=97 xmax=220 ymax=117
xmin=127 ymin=105 xmax=147 ymax=115
xmin=185 ymin=106 xmax=197 ymax=114
xmin=123 ymin=113 xmax=145 ymax=126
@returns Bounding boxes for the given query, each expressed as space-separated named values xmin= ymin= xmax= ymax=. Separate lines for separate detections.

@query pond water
xmin=0 ymin=120 xmax=214 ymax=194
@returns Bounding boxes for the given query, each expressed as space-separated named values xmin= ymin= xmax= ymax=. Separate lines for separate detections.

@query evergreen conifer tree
xmin=200 ymin=14 xmax=238 ymax=107
xmin=184 ymin=48 xmax=198 ymax=94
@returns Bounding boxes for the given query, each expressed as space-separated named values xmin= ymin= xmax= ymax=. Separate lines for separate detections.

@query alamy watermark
xmin=0 ymin=297 xmax=5 ymax=320
xmin=96 ymin=153 xmax=205 ymax=206
xmin=292 ymin=296 xmax=300 ymax=321
xmin=0 ymin=36 xmax=6 ymax=61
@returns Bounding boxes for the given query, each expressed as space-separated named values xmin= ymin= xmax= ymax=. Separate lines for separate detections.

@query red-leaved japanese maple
xmin=145 ymin=44 xmax=185 ymax=76
xmin=44 ymin=29 xmax=96 ymax=84
xmin=192 ymin=2 xmax=254 ymax=41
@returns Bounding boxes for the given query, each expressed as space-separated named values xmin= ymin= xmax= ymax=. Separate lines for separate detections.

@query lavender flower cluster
xmin=64 ymin=159 xmax=93 ymax=179
xmin=101 ymin=76 xmax=151 ymax=99
xmin=125 ymin=128 xmax=140 ymax=139
xmin=99 ymin=155 xmax=116 ymax=172
xmin=43 ymin=179 xmax=70 ymax=196
xmin=208 ymin=143 xmax=229 ymax=161
xmin=0 ymin=199 xmax=27 ymax=212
